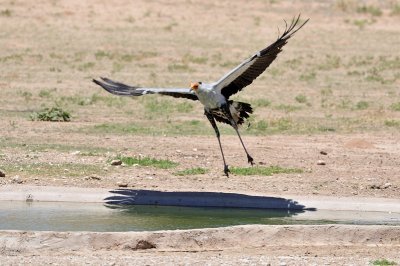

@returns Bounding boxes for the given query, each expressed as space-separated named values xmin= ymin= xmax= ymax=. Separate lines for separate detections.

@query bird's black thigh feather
xmin=204 ymin=110 xmax=220 ymax=138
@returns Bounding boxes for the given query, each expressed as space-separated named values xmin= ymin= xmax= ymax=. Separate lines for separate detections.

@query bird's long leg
xmin=204 ymin=110 xmax=230 ymax=176
xmin=222 ymin=105 xmax=254 ymax=165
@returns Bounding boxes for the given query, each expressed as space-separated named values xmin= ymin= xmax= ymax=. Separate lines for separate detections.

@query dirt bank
xmin=1 ymin=225 xmax=399 ymax=265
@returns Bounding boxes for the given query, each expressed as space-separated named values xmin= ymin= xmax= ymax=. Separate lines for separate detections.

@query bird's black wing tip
xmin=93 ymin=78 xmax=107 ymax=88
xmin=92 ymin=77 xmax=142 ymax=97
xmin=275 ymin=14 xmax=309 ymax=41
xmin=289 ymin=14 xmax=309 ymax=33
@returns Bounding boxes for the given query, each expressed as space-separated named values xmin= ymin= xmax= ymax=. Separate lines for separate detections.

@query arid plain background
xmin=0 ymin=0 xmax=399 ymax=264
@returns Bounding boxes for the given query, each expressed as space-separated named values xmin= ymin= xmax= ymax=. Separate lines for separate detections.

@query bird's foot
xmin=224 ymin=165 xmax=230 ymax=177
xmin=247 ymin=154 xmax=254 ymax=166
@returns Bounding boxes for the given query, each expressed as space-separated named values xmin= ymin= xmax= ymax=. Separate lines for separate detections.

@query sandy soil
xmin=1 ymin=225 xmax=399 ymax=265
xmin=1 ymin=133 xmax=399 ymax=198
xmin=1 ymin=0 xmax=399 ymax=264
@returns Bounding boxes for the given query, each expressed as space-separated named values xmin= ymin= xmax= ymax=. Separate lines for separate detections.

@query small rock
xmin=368 ymin=184 xmax=380 ymax=189
xmin=320 ymin=150 xmax=328 ymax=155
xmin=111 ymin=159 xmax=122 ymax=166
xmin=88 ymin=175 xmax=101 ymax=180
xmin=12 ymin=176 xmax=23 ymax=184
xmin=0 ymin=169 xmax=5 ymax=177
xmin=26 ymin=194 xmax=34 ymax=202
xmin=192 ymin=148 xmax=198 ymax=152
xmin=117 ymin=182 xmax=128 ymax=188
xmin=383 ymin=182 xmax=392 ymax=189
xmin=134 ymin=240 xmax=156 ymax=250
xmin=317 ymin=160 xmax=326 ymax=165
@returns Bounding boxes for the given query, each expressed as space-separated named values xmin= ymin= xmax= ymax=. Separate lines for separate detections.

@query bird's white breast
xmin=196 ymin=84 xmax=226 ymax=109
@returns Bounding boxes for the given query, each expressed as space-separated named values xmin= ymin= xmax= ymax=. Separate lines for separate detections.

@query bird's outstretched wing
xmin=214 ymin=15 xmax=309 ymax=99
xmin=93 ymin=77 xmax=198 ymax=101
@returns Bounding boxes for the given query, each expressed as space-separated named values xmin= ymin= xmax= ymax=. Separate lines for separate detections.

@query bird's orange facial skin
xmin=190 ymin=82 xmax=199 ymax=91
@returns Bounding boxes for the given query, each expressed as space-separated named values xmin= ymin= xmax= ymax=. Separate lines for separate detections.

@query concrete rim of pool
xmin=0 ymin=185 xmax=399 ymax=212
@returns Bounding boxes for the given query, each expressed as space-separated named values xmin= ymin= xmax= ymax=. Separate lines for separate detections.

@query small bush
xmin=357 ymin=5 xmax=382 ymax=16
xmin=371 ymin=258 xmax=397 ymax=266
xmin=0 ymin=9 xmax=12 ymax=17
xmin=384 ymin=120 xmax=400 ymax=127
xmin=353 ymin=19 xmax=372 ymax=30
xmin=355 ymin=101 xmax=369 ymax=110
xmin=295 ymin=94 xmax=308 ymax=104
xmin=390 ymin=102 xmax=400 ymax=111
xmin=38 ymin=89 xmax=53 ymax=98
xmin=30 ymin=107 xmax=71 ymax=122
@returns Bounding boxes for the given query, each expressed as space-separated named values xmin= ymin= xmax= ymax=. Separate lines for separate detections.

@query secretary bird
xmin=93 ymin=15 xmax=309 ymax=176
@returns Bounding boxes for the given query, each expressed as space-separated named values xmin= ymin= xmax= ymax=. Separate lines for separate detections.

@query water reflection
xmin=105 ymin=204 xmax=306 ymax=230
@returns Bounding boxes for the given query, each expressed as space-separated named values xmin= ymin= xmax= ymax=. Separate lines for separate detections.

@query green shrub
xmin=30 ymin=107 xmax=71 ymax=122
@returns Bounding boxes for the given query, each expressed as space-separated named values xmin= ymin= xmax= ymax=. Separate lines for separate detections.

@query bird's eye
xmin=198 ymin=81 xmax=202 ymax=84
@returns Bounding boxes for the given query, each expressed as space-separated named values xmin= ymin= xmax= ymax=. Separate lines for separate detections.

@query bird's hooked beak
xmin=190 ymin=82 xmax=199 ymax=92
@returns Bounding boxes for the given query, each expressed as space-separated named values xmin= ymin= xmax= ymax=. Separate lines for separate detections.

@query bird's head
xmin=190 ymin=81 xmax=202 ymax=92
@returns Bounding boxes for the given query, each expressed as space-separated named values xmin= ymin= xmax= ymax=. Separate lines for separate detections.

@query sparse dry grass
xmin=230 ymin=166 xmax=303 ymax=176
xmin=0 ymin=0 xmax=399 ymax=184
xmin=115 ymin=155 xmax=179 ymax=169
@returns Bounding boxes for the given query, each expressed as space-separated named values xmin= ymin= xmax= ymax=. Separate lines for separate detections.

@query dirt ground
xmin=1 ymin=225 xmax=399 ymax=265
xmin=0 ymin=0 xmax=399 ymax=264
